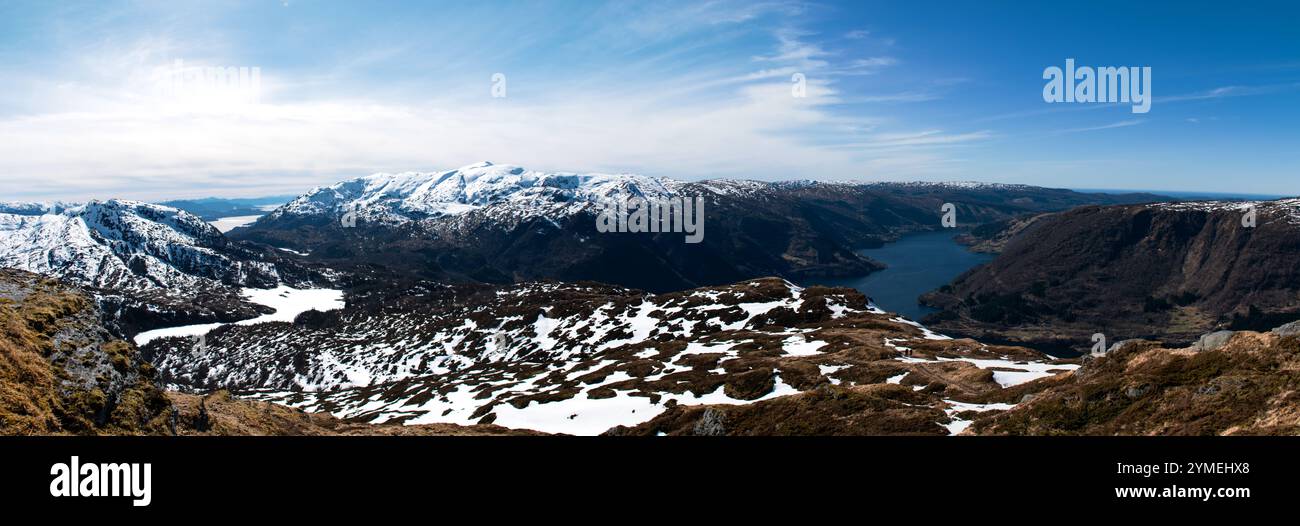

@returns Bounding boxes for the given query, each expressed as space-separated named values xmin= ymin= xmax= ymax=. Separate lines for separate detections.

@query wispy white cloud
xmin=1156 ymin=83 xmax=1300 ymax=103
xmin=824 ymin=129 xmax=994 ymax=150
xmin=1055 ymin=119 xmax=1145 ymax=134
xmin=0 ymin=1 xmax=982 ymax=201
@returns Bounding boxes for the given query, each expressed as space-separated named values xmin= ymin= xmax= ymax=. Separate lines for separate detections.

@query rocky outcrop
xmin=970 ymin=328 xmax=1300 ymax=435
xmin=0 ymin=268 xmax=171 ymax=434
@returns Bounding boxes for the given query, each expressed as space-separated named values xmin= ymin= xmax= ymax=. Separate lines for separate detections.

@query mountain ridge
xmin=234 ymin=162 xmax=1169 ymax=293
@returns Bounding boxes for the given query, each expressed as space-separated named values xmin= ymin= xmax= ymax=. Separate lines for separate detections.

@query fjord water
xmin=811 ymin=231 xmax=993 ymax=321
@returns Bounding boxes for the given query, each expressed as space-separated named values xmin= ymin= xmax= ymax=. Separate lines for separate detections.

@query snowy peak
xmin=73 ymin=199 xmax=224 ymax=247
xmin=864 ymin=180 xmax=1038 ymax=191
xmin=268 ymin=162 xmax=686 ymax=225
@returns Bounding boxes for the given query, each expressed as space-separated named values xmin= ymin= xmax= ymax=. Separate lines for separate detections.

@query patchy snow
xmin=890 ymin=317 xmax=952 ymax=340
xmin=781 ymin=335 xmax=827 ymax=356
xmin=241 ymin=285 xmax=346 ymax=323
xmin=941 ymin=400 xmax=1016 ymax=435
xmin=134 ymin=285 xmax=345 ymax=345
xmin=883 ymin=337 xmax=913 ymax=352
xmin=818 ymin=364 xmax=850 ymax=386
xmin=934 ymin=357 xmax=1079 ymax=388
xmin=132 ymin=322 xmax=225 ymax=347
xmin=445 ymin=372 xmax=800 ymax=435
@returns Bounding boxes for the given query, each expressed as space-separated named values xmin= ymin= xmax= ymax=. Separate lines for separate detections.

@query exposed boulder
xmin=1191 ymin=330 xmax=1236 ymax=352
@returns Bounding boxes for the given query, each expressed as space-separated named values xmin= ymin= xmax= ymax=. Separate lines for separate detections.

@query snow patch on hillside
xmin=134 ymin=285 xmax=344 ymax=345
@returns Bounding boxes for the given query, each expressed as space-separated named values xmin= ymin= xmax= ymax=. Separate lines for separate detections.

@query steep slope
xmin=0 ymin=199 xmax=341 ymax=335
xmin=0 ymin=199 xmax=279 ymax=291
xmin=923 ymin=199 xmax=1300 ymax=353
xmin=234 ymin=162 xmax=1165 ymax=292
xmin=142 ymin=276 xmax=1076 ymax=435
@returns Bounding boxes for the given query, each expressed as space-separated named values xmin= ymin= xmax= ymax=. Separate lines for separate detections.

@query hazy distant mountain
xmin=160 ymin=195 xmax=297 ymax=221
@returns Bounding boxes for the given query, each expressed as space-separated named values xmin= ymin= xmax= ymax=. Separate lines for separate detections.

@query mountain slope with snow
xmin=0 ymin=199 xmax=282 ymax=292
xmin=0 ymin=199 xmax=345 ymax=336
xmin=142 ymin=277 xmax=1075 ymax=435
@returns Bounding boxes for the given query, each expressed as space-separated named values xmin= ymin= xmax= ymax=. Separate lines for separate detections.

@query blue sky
xmin=1 ymin=0 xmax=1297 ymax=201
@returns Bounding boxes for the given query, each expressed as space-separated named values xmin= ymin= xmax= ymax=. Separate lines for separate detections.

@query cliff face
xmin=923 ymin=200 xmax=1300 ymax=353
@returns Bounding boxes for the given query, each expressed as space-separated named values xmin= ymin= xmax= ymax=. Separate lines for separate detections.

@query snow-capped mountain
xmin=237 ymin=162 xmax=1165 ymax=292
xmin=265 ymin=161 xmax=687 ymax=229
xmin=0 ymin=199 xmax=345 ymax=337
xmin=0 ymin=199 xmax=281 ymax=292
xmin=261 ymin=162 xmax=1167 ymax=229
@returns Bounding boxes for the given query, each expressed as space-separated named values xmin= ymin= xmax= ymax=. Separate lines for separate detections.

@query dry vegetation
xmin=971 ymin=332 xmax=1300 ymax=435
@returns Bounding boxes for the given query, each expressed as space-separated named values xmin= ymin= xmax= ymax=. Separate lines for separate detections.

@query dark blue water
xmin=809 ymin=231 xmax=993 ymax=320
